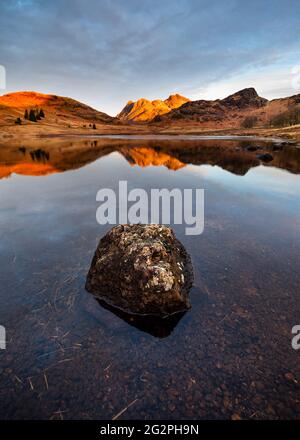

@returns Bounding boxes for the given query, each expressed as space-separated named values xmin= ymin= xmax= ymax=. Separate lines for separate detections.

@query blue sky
xmin=1 ymin=0 xmax=300 ymax=115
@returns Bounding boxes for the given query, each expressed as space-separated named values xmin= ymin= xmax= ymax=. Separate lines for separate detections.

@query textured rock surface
xmin=85 ymin=224 xmax=193 ymax=316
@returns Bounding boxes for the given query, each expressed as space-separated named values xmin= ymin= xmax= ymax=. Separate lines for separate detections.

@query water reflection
xmin=0 ymin=136 xmax=300 ymax=419
xmin=95 ymin=299 xmax=186 ymax=338
xmin=0 ymin=136 xmax=299 ymax=179
xmin=29 ymin=148 xmax=50 ymax=162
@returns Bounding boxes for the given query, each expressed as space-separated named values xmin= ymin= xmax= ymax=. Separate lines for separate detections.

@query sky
xmin=1 ymin=0 xmax=300 ymax=115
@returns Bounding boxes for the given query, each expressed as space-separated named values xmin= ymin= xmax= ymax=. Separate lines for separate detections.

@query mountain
xmin=153 ymin=88 xmax=300 ymax=130
xmin=0 ymin=91 xmax=115 ymax=128
xmin=118 ymin=93 xmax=190 ymax=122
xmin=220 ymin=87 xmax=268 ymax=108
xmin=1 ymin=89 xmax=300 ymax=139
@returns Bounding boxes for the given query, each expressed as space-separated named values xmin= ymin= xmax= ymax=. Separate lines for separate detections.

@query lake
xmin=0 ymin=136 xmax=300 ymax=419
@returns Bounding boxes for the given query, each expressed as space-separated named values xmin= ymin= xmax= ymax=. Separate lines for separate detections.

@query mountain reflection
xmin=0 ymin=137 xmax=299 ymax=179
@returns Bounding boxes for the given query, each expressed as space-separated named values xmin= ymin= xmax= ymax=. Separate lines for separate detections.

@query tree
xmin=241 ymin=116 xmax=258 ymax=129
xmin=15 ymin=117 xmax=22 ymax=125
xmin=24 ymin=109 xmax=29 ymax=120
xmin=269 ymin=108 xmax=300 ymax=128
xmin=29 ymin=109 xmax=37 ymax=122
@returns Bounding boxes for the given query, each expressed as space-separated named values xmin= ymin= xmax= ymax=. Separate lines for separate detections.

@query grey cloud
xmin=0 ymin=0 xmax=300 ymax=114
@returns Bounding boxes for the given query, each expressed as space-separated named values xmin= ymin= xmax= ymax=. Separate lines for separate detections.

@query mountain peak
xmin=230 ymin=87 xmax=259 ymax=97
xmin=164 ymin=94 xmax=190 ymax=108
xmin=118 ymin=93 xmax=189 ymax=121
xmin=222 ymin=88 xmax=267 ymax=108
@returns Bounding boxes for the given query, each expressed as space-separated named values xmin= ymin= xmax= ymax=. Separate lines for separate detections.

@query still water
xmin=0 ymin=136 xmax=300 ymax=419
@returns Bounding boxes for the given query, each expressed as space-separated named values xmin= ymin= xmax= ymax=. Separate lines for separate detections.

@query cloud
xmin=0 ymin=0 xmax=300 ymax=114
xmin=188 ymin=63 xmax=300 ymax=101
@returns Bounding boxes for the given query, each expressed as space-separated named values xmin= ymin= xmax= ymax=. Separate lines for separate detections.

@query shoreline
xmin=38 ymin=133 xmax=295 ymax=143
xmin=1 ymin=125 xmax=299 ymax=145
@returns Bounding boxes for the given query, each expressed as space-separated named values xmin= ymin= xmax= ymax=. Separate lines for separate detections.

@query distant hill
xmin=0 ymin=91 xmax=115 ymax=128
xmin=153 ymin=88 xmax=300 ymax=129
xmin=118 ymin=93 xmax=190 ymax=122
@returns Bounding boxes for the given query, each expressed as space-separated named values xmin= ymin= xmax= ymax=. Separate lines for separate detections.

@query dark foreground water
xmin=0 ymin=136 xmax=300 ymax=419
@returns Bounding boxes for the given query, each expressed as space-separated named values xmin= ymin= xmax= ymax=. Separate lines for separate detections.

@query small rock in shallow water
xmin=257 ymin=153 xmax=273 ymax=162
xmin=85 ymin=224 xmax=193 ymax=316
xmin=246 ymin=145 xmax=259 ymax=152
xmin=272 ymin=144 xmax=283 ymax=151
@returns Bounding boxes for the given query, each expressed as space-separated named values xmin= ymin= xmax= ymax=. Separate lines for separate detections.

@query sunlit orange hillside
xmin=118 ymin=93 xmax=190 ymax=121
xmin=0 ymin=91 xmax=114 ymax=130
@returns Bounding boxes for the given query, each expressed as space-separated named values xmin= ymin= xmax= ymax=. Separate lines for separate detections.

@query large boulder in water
xmin=85 ymin=224 xmax=193 ymax=317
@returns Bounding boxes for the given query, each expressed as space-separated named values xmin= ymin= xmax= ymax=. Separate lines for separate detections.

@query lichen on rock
xmin=85 ymin=224 xmax=193 ymax=317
